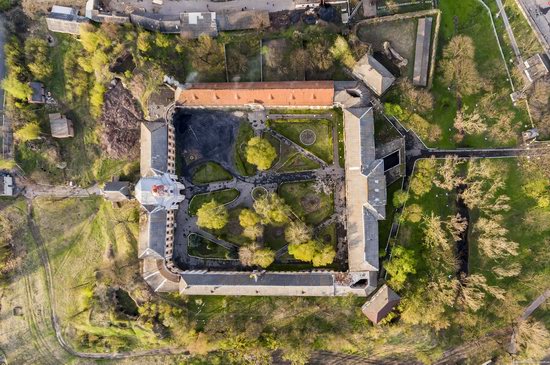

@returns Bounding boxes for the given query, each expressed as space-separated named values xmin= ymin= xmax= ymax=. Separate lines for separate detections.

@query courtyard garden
xmin=175 ymin=109 xmax=346 ymax=271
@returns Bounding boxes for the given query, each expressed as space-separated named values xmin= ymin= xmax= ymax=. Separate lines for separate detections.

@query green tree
xmin=288 ymin=240 xmax=336 ymax=267
xmin=2 ymin=76 xmax=31 ymax=100
xmin=137 ymin=31 xmax=152 ymax=53
xmin=288 ymin=240 xmax=316 ymax=262
xmin=238 ymin=244 xmax=275 ymax=268
xmin=523 ymin=178 xmax=550 ymax=208
xmin=154 ymin=33 xmax=171 ymax=48
xmin=239 ymin=209 xmax=261 ymax=228
xmin=253 ymin=193 xmax=290 ymax=225
xmin=197 ymin=200 xmax=229 ymax=230
xmin=24 ymin=37 xmax=53 ymax=80
xmin=0 ymin=158 xmax=15 ymax=170
xmin=90 ymin=82 xmax=106 ymax=117
xmin=246 ymin=137 xmax=276 ymax=171
xmin=392 ymin=189 xmax=409 ymax=207
xmin=402 ymin=203 xmax=422 ymax=223
xmin=311 ymin=244 xmax=336 ymax=267
xmin=14 ymin=121 xmax=40 ymax=142
xmin=410 ymin=157 xmax=437 ymax=197
xmin=385 ymin=246 xmax=417 ymax=290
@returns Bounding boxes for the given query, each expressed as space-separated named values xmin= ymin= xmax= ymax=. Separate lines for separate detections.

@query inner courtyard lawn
xmin=188 ymin=189 xmax=240 ymax=216
xmin=269 ymin=119 xmax=334 ymax=164
xmin=192 ymin=161 xmax=233 ymax=184
xmin=278 ymin=181 xmax=334 ymax=226
xmin=188 ymin=234 xmax=236 ymax=259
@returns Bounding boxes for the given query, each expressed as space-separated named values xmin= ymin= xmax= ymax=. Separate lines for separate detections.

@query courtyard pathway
xmin=176 ymin=113 xmax=348 ymax=269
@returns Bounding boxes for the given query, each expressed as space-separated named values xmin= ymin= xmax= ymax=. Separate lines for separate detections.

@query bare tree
xmin=440 ymin=35 xmax=485 ymax=96
xmin=458 ymin=274 xmax=505 ymax=312
xmin=492 ymin=263 xmax=521 ymax=278
xmin=434 ymin=156 xmax=464 ymax=190
xmin=475 ymin=217 xmax=519 ymax=258
xmin=516 ymin=320 xmax=550 ymax=361
xmin=446 ymin=213 xmax=468 ymax=242
xmin=285 ymin=221 xmax=312 ymax=245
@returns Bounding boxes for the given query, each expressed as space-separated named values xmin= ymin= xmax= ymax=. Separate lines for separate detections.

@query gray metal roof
xmin=49 ymin=113 xmax=74 ymax=138
xmin=179 ymin=271 xmax=373 ymax=296
xmin=139 ymin=209 xmax=167 ymax=260
xmin=140 ymin=121 xmax=168 ymax=176
xmin=28 ymin=82 xmax=45 ymax=103
xmin=46 ymin=9 xmax=89 ymax=35
xmin=343 ymin=107 xmax=386 ymax=273
xmin=361 ymin=284 xmax=400 ymax=324
xmin=353 ymin=54 xmax=395 ymax=96
xmin=180 ymin=12 xmax=218 ymax=39
xmin=103 ymin=181 xmax=131 ymax=202
xmin=413 ymin=17 xmax=433 ymax=87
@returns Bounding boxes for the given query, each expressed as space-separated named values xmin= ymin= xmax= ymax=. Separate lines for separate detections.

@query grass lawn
xmin=188 ymin=189 xmax=240 ymax=216
xmin=318 ymin=223 xmax=337 ymax=248
xmin=269 ymin=119 xmax=333 ymax=164
xmin=278 ymin=151 xmax=321 ymax=172
xmin=31 ymin=198 xmax=168 ymax=352
xmin=379 ymin=178 xmax=404 ymax=253
xmin=356 ymin=17 xmax=418 ymax=78
xmin=396 ymin=157 xmax=550 ymax=337
xmin=192 ymin=162 xmax=233 ymax=185
xmin=423 ymin=0 xmax=528 ymax=148
xmin=468 ymin=159 xmax=550 ymax=306
xmin=188 ymin=234 xmax=236 ymax=259
xmin=263 ymin=225 xmax=288 ymax=251
xmin=234 ymin=121 xmax=257 ymax=176
xmin=279 ymin=181 xmax=334 ymax=225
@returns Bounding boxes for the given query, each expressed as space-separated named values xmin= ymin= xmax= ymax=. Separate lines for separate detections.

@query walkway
xmin=0 ymin=15 xmax=12 ymax=160
xmin=495 ymin=0 xmax=523 ymax=63
xmin=175 ymin=114 xmax=348 ymax=269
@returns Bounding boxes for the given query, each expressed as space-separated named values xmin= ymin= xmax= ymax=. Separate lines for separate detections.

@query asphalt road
xmin=515 ymin=0 xmax=550 ymax=55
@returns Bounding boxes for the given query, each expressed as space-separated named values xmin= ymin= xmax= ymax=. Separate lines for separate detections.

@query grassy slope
xmin=32 ymin=198 xmax=165 ymax=352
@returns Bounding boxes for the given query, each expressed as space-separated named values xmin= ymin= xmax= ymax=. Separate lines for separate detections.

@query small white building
xmin=0 ymin=174 xmax=14 ymax=197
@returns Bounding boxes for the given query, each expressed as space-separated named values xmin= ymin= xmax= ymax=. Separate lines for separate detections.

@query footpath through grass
xmin=269 ymin=119 xmax=334 ymax=164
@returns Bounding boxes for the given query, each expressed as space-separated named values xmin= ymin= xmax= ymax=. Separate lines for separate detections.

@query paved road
xmin=110 ymin=0 xmax=296 ymax=15
xmin=496 ymin=0 xmax=523 ymax=62
xmin=520 ymin=288 xmax=550 ymax=320
xmin=515 ymin=0 xmax=550 ymax=55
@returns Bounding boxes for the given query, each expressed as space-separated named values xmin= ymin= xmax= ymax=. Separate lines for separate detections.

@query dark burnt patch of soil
xmin=100 ymin=80 xmax=143 ymax=160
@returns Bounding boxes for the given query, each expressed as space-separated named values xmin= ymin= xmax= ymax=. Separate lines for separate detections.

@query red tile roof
xmin=175 ymin=81 xmax=335 ymax=107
